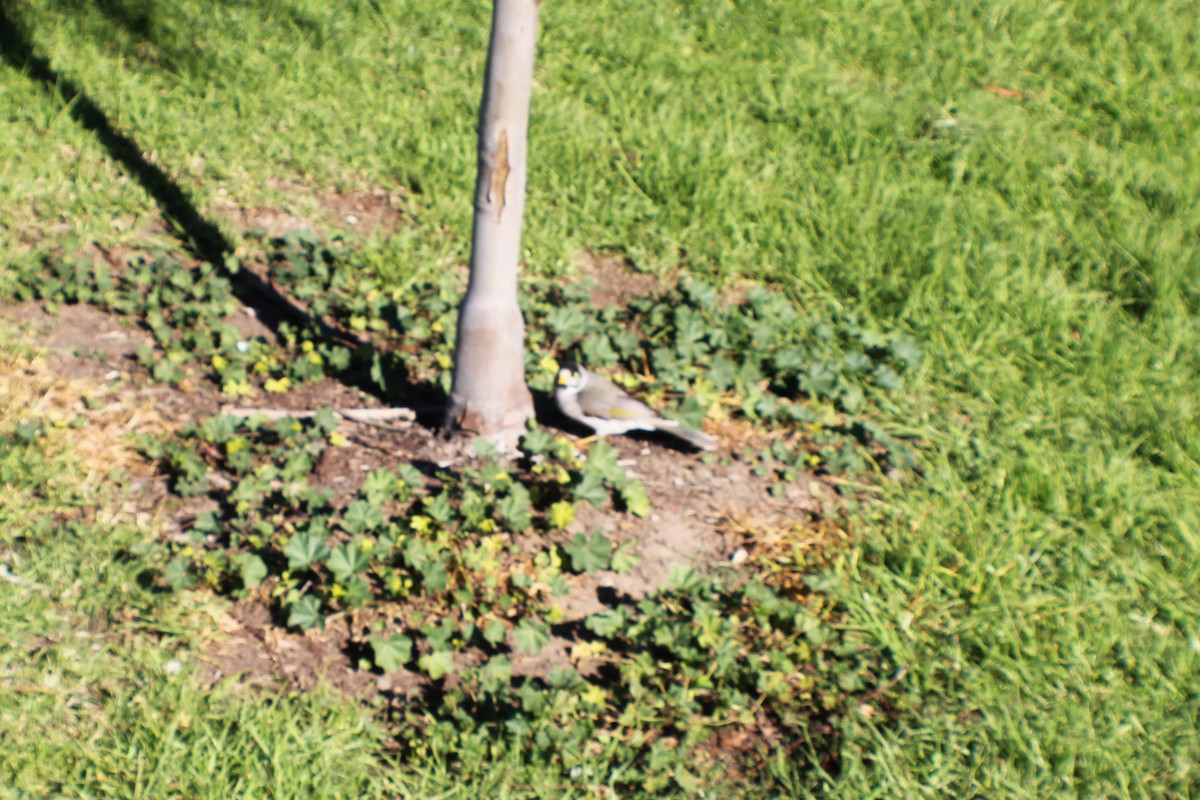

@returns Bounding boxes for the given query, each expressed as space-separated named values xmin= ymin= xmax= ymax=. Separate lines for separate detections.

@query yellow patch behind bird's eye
xmin=556 ymin=367 xmax=585 ymax=388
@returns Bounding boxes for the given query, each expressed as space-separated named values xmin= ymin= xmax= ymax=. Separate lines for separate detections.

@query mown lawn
xmin=2 ymin=0 xmax=1198 ymax=797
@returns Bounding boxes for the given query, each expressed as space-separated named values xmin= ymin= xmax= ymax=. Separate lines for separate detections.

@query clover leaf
xmin=563 ymin=532 xmax=613 ymax=574
xmin=418 ymin=650 xmax=455 ymax=680
xmin=283 ymin=529 xmax=330 ymax=571
xmin=287 ymin=595 xmax=324 ymax=630
xmin=513 ymin=619 xmax=551 ymax=653
xmin=370 ymin=634 xmax=413 ymax=673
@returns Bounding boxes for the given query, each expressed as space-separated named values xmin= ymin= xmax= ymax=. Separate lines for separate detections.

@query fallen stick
xmin=219 ymin=406 xmax=417 ymax=428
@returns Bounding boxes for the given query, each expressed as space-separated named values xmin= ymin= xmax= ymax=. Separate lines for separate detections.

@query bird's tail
xmin=654 ymin=419 xmax=718 ymax=452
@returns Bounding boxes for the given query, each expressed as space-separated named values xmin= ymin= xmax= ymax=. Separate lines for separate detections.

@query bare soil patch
xmin=575 ymin=250 xmax=662 ymax=308
xmin=0 ymin=301 xmax=151 ymax=361
xmin=211 ymin=179 xmax=405 ymax=240
xmin=573 ymin=249 xmax=758 ymax=316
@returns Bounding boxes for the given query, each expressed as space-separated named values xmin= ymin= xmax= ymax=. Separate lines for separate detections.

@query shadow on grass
xmin=0 ymin=3 xmax=449 ymax=421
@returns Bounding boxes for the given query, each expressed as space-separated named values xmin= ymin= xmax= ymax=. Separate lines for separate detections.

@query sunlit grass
xmin=1 ymin=0 xmax=1198 ymax=795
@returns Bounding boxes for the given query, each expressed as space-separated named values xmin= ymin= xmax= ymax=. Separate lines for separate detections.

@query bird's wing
xmin=607 ymin=394 xmax=661 ymax=421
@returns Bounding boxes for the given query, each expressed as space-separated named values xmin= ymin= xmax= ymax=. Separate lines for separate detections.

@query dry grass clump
xmin=0 ymin=348 xmax=163 ymax=494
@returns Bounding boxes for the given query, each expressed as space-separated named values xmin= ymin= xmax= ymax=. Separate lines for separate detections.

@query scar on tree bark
xmin=488 ymin=130 xmax=509 ymax=222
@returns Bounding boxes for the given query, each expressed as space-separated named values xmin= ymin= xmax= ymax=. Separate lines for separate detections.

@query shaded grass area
xmin=2 ymin=0 xmax=1199 ymax=796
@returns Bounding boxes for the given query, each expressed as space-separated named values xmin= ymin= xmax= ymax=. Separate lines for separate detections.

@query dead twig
xmin=980 ymin=83 xmax=1045 ymax=100
xmin=219 ymin=406 xmax=416 ymax=431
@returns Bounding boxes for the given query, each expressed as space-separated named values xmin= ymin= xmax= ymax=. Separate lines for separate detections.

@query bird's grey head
xmin=556 ymin=363 xmax=587 ymax=392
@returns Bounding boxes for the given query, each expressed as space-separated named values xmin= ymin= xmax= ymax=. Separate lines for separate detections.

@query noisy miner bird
xmin=555 ymin=363 xmax=717 ymax=451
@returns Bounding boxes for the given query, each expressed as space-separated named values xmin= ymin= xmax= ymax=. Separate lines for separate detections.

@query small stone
xmin=730 ymin=548 xmax=749 ymax=565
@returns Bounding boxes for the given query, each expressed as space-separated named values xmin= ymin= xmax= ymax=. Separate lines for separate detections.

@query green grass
xmin=0 ymin=372 xmax=370 ymax=797
xmin=2 ymin=0 xmax=1199 ymax=796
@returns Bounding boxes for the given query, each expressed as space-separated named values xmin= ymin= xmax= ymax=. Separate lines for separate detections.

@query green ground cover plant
xmin=140 ymin=401 xmax=896 ymax=792
xmin=2 ymin=0 xmax=1198 ymax=797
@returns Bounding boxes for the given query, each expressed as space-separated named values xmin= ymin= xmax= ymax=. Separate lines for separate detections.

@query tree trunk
xmin=443 ymin=0 xmax=540 ymax=446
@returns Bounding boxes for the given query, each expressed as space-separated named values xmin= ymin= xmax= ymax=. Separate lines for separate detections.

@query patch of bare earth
xmin=0 ymin=302 xmax=151 ymax=363
xmin=575 ymin=250 xmax=661 ymax=308
xmin=210 ymin=179 xmax=405 ymax=240
xmin=575 ymin=249 xmax=759 ymax=308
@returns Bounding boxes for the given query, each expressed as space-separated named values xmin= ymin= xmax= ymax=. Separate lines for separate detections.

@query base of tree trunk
xmin=443 ymin=391 xmax=533 ymax=447
xmin=442 ymin=0 xmax=540 ymax=447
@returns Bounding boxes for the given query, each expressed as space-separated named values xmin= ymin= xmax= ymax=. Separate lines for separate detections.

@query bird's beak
xmin=556 ymin=369 xmax=570 ymax=386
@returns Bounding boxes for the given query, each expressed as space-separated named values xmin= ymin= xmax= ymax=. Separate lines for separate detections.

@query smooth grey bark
xmin=443 ymin=0 xmax=540 ymax=445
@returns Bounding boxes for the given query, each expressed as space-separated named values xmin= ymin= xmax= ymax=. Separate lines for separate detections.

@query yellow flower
xmin=581 ymin=684 xmax=608 ymax=707
xmin=571 ymin=640 xmax=608 ymax=661
xmin=548 ymin=501 xmax=575 ymax=530
xmin=222 ymin=380 xmax=254 ymax=399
